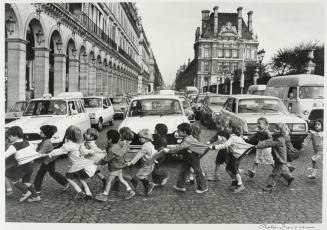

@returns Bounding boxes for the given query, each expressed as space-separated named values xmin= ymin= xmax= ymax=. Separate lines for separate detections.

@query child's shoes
xmin=125 ymin=190 xmax=136 ymax=200
xmin=94 ymin=193 xmax=108 ymax=202
xmin=233 ymin=184 xmax=245 ymax=193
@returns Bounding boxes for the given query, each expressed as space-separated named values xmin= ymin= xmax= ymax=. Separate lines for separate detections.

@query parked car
xmin=220 ymin=95 xmax=308 ymax=147
xmin=5 ymin=100 xmax=28 ymax=124
xmin=199 ymin=94 xmax=229 ymax=128
xmin=191 ymin=93 xmax=207 ymax=120
xmin=118 ymin=95 xmax=189 ymax=155
xmin=177 ymin=95 xmax=195 ymax=123
xmin=112 ymin=96 xmax=129 ymax=119
xmin=82 ymin=96 xmax=114 ymax=131
xmin=5 ymin=92 xmax=90 ymax=148
xmin=247 ymin=85 xmax=266 ymax=95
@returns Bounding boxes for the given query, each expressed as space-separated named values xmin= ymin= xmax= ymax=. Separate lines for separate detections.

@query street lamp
xmin=5 ymin=16 xmax=16 ymax=35
xmin=71 ymin=47 xmax=77 ymax=58
xmin=257 ymin=49 xmax=266 ymax=79
xmin=35 ymin=29 xmax=44 ymax=45
xmin=56 ymin=39 xmax=62 ymax=53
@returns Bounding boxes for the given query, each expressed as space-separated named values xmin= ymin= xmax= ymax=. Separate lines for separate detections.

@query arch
xmin=66 ymin=38 xmax=76 ymax=59
xmin=23 ymin=13 xmax=47 ymax=47
xmin=5 ymin=3 xmax=24 ymax=38
xmin=47 ymin=26 xmax=64 ymax=51
xmin=63 ymin=34 xmax=76 ymax=55
xmin=88 ymin=50 xmax=95 ymax=63
xmin=79 ymin=45 xmax=87 ymax=62
xmin=49 ymin=30 xmax=63 ymax=54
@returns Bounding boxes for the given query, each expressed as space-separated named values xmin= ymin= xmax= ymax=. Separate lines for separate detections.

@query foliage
xmin=271 ymin=41 xmax=324 ymax=76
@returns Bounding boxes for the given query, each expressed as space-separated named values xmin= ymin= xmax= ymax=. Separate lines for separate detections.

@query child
xmin=5 ymin=130 xmax=14 ymax=196
xmin=247 ymin=117 xmax=274 ymax=178
xmin=151 ymin=123 xmax=169 ymax=186
xmin=81 ymin=128 xmax=107 ymax=189
xmin=256 ymin=123 xmax=294 ymax=191
xmin=163 ymin=123 xmax=209 ymax=194
xmin=207 ymin=115 xmax=231 ymax=181
xmin=32 ymin=125 xmax=69 ymax=202
xmin=48 ymin=126 xmax=97 ymax=199
xmin=95 ymin=129 xmax=136 ymax=202
xmin=301 ymin=119 xmax=323 ymax=179
xmin=5 ymin=126 xmax=39 ymax=202
xmin=210 ymin=124 xmax=253 ymax=193
xmin=187 ymin=122 xmax=202 ymax=184
xmin=126 ymin=129 xmax=157 ymax=196
xmin=283 ymin=124 xmax=298 ymax=172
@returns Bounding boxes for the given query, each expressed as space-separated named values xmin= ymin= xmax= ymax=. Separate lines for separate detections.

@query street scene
xmin=3 ymin=0 xmax=325 ymax=226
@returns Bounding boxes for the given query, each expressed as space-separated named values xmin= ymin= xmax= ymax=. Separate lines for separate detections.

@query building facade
xmin=5 ymin=2 xmax=164 ymax=110
xmin=175 ymin=6 xmax=259 ymax=94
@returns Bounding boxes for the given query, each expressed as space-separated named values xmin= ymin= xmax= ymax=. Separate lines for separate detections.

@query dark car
xmin=191 ymin=94 xmax=207 ymax=120
xmin=199 ymin=94 xmax=229 ymax=128
xmin=112 ymin=96 xmax=129 ymax=119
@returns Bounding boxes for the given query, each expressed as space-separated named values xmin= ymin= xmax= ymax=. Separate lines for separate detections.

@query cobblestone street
xmin=5 ymin=122 xmax=322 ymax=224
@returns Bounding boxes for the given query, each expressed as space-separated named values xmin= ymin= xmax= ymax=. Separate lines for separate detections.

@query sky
xmin=136 ymin=0 xmax=325 ymax=86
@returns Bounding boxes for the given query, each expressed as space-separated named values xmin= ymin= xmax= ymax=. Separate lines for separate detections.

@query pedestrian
xmin=247 ymin=117 xmax=274 ymax=178
xmin=256 ymin=123 xmax=294 ymax=191
xmin=207 ymin=115 xmax=232 ymax=181
xmin=284 ymin=124 xmax=299 ymax=172
xmin=163 ymin=123 xmax=209 ymax=194
xmin=151 ymin=123 xmax=169 ymax=186
xmin=95 ymin=129 xmax=136 ymax=202
xmin=126 ymin=129 xmax=157 ymax=196
xmin=210 ymin=123 xmax=253 ymax=193
xmin=301 ymin=119 xmax=323 ymax=179
xmin=5 ymin=126 xmax=40 ymax=202
xmin=31 ymin=125 xmax=69 ymax=202
xmin=48 ymin=126 xmax=97 ymax=199
xmin=80 ymin=127 xmax=107 ymax=189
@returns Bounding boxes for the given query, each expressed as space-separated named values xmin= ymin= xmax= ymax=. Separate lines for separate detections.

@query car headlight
xmin=89 ymin=113 xmax=95 ymax=118
xmin=292 ymin=123 xmax=306 ymax=132
xmin=247 ymin=123 xmax=257 ymax=132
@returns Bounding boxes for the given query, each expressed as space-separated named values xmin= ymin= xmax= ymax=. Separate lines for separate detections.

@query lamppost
xmin=257 ymin=49 xmax=266 ymax=80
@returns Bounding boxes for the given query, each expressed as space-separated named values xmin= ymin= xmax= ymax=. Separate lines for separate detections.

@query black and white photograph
xmin=1 ymin=0 xmax=326 ymax=227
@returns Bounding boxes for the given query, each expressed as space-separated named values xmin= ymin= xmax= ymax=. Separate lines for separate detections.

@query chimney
xmin=237 ymin=7 xmax=243 ymax=38
xmin=213 ymin=6 xmax=219 ymax=37
xmin=201 ymin=10 xmax=210 ymax=34
xmin=247 ymin=11 xmax=253 ymax=32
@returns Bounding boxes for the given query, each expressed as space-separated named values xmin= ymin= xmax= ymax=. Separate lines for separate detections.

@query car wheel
xmin=97 ymin=119 xmax=103 ymax=131
xmin=109 ymin=119 xmax=114 ymax=126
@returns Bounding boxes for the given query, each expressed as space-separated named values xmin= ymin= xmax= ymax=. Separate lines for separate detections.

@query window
xmin=218 ymin=49 xmax=223 ymax=58
xmin=203 ymin=48 xmax=210 ymax=58
xmin=225 ymin=49 xmax=231 ymax=58
xmin=217 ymin=63 xmax=223 ymax=72
xmin=224 ymin=98 xmax=236 ymax=112
xmin=232 ymin=50 xmax=238 ymax=58
xmin=204 ymin=62 xmax=209 ymax=72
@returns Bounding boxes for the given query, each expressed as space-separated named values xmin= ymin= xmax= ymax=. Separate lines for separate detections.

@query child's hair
xmin=257 ymin=117 xmax=269 ymax=125
xmin=315 ymin=119 xmax=323 ymax=131
xmin=275 ymin=123 xmax=288 ymax=137
xmin=155 ymin=123 xmax=168 ymax=136
xmin=40 ymin=125 xmax=57 ymax=139
xmin=106 ymin=129 xmax=120 ymax=144
xmin=85 ymin=127 xmax=98 ymax=140
xmin=215 ymin=115 xmax=229 ymax=128
xmin=119 ymin=127 xmax=134 ymax=141
xmin=7 ymin=126 xmax=24 ymax=139
xmin=177 ymin=122 xmax=192 ymax=135
xmin=138 ymin=129 xmax=153 ymax=141
xmin=231 ymin=123 xmax=243 ymax=136
xmin=191 ymin=122 xmax=201 ymax=140
xmin=65 ymin=126 xmax=83 ymax=143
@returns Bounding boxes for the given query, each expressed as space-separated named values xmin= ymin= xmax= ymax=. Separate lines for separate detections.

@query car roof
xmin=266 ymin=74 xmax=324 ymax=87
xmin=130 ymin=95 xmax=182 ymax=101
xmin=227 ymin=94 xmax=280 ymax=100
xmin=247 ymin=85 xmax=267 ymax=90
xmin=82 ymin=96 xmax=107 ymax=99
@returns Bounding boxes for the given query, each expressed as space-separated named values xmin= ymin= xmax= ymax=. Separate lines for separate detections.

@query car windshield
xmin=10 ymin=102 xmax=27 ymax=112
xmin=83 ymin=98 xmax=102 ymax=108
xmin=113 ymin=97 xmax=126 ymax=104
xmin=210 ymin=96 xmax=228 ymax=105
xmin=128 ymin=99 xmax=183 ymax=117
xmin=197 ymin=95 xmax=205 ymax=103
xmin=24 ymin=100 xmax=67 ymax=116
xmin=179 ymin=98 xmax=190 ymax=109
xmin=299 ymin=86 xmax=324 ymax=99
xmin=238 ymin=98 xmax=288 ymax=114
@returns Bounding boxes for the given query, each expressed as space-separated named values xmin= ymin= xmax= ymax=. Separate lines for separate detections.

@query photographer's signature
xmin=259 ymin=224 xmax=315 ymax=230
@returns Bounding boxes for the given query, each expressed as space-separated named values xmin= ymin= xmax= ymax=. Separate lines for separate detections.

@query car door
xmin=221 ymin=98 xmax=238 ymax=124
xmin=106 ymin=97 xmax=114 ymax=119
xmin=74 ymin=100 xmax=90 ymax=133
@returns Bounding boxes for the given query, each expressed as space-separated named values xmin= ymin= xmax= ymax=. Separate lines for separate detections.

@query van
xmin=247 ymin=85 xmax=266 ymax=95
xmin=265 ymin=74 xmax=324 ymax=121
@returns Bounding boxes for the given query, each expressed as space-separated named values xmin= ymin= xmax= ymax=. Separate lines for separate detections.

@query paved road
xmin=5 ymin=120 xmax=322 ymax=223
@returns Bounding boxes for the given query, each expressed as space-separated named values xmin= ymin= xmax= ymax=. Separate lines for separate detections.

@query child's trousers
xmin=176 ymin=151 xmax=207 ymax=190
xmin=267 ymin=163 xmax=293 ymax=186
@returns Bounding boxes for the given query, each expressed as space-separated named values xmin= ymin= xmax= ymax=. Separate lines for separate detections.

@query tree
xmin=271 ymin=42 xmax=324 ymax=76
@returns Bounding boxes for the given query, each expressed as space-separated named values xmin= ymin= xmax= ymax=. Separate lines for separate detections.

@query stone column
xmin=53 ymin=53 xmax=66 ymax=96
xmin=34 ymin=47 xmax=50 ymax=98
xmin=108 ymin=68 xmax=113 ymax=96
xmin=68 ymin=59 xmax=79 ymax=92
xmin=96 ymin=67 xmax=103 ymax=95
xmin=88 ymin=64 xmax=96 ymax=95
xmin=6 ymin=38 xmax=27 ymax=110
xmin=103 ymin=68 xmax=108 ymax=95
xmin=80 ymin=61 xmax=88 ymax=96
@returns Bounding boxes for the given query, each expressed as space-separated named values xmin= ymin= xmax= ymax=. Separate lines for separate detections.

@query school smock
xmin=302 ymin=130 xmax=323 ymax=153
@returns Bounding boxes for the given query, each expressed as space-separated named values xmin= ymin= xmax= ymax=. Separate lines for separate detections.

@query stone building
xmin=175 ymin=6 xmax=259 ymax=94
xmin=5 ymin=2 xmax=164 ymax=110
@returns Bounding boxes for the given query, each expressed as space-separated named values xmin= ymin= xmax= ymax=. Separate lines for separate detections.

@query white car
xmin=118 ymin=95 xmax=190 ymax=151
xmin=5 ymin=100 xmax=28 ymax=124
xmin=5 ymin=93 xmax=90 ymax=148
xmin=220 ymin=94 xmax=308 ymax=147
xmin=82 ymin=96 xmax=114 ymax=131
